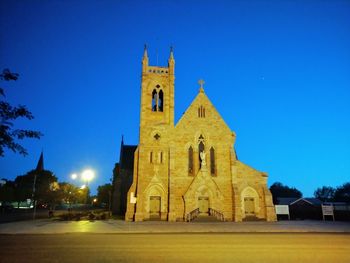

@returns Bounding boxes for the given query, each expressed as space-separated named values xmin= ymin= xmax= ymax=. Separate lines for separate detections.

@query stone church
xmin=116 ymin=47 xmax=276 ymax=222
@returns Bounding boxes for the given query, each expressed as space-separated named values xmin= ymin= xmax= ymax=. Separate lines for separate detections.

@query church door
xmin=198 ymin=197 xmax=209 ymax=214
xmin=244 ymin=197 xmax=255 ymax=215
xmin=149 ymin=196 xmax=161 ymax=217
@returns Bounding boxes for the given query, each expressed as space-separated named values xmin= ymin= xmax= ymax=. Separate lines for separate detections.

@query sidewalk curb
xmin=1 ymin=219 xmax=350 ymax=235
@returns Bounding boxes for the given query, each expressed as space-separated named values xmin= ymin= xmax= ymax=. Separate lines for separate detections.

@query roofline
xmin=290 ymin=197 xmax=319 ymax=206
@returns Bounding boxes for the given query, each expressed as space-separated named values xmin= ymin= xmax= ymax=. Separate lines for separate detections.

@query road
xmin=0 ymin=233 xmax=349 ymax=263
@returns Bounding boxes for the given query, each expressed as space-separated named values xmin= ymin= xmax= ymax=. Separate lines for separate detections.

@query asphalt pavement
xmin=1 ymin=233 xmax=349 ymax=263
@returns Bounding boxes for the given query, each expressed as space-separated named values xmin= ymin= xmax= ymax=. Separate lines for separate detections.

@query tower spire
xmin=168 ymin=46 xmax=175 ymax=74
xmin=142 ymin=44 xmax=148 ymax=72
xmin=143 ymin=44 xmax=148 ymax=59
xmin=169 ymin=45 xmax=174 ymax=60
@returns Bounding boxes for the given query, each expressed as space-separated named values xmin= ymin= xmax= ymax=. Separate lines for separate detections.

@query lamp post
xmin=69 ymin=173 xmax=79 ymax=212
xmin=81 ymin=169 xmax=94 ymax=204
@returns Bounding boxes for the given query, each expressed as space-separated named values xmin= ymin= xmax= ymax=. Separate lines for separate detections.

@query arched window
xmin=158 ymin=90 xmax=163 ymax=112
xmin=152 ymin=90 xmax=157 ymax=112
xmin=210 ymin=147 xmax=215 ymax=176
xmin=150 ymin=151 xmax=153 ymax=163
xmin=188 ymin=146 xmax=193 ymax=175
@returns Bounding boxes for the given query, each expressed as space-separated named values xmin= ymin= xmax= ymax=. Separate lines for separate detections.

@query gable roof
xmin=175 ymin=88 xmax=232 ymax=134
xmin=290 ymin=197 xmax=322 ymax=206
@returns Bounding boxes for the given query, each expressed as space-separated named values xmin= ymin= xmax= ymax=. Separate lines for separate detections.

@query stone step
xmin=243 ymin=215 xmax=265 ymax=222
xmin=192 ymin=214 xmax=222 ymax=222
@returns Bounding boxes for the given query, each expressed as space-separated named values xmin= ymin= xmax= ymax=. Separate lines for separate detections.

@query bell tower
xmin=127 ymin=46 xmax=175 ymax=221
xmin=139 ymin=46 xmax=175 ymax=144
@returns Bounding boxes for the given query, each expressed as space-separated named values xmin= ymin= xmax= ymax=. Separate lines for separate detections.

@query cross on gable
xmin=198 ymin=79 xmax=205 ymax=89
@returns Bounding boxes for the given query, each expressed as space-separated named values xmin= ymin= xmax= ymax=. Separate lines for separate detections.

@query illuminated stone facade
xmin=125 ymin=47 xmax=276 ymax=222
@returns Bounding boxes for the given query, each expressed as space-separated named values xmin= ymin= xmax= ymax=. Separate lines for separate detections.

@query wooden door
xmin=150 ymin=196 xmax=161 ymax=215
xmin=244 ymin=197 xmax=255 ymax=215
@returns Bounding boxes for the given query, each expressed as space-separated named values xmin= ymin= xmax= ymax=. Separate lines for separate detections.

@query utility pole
xmin=32 ymin=173 xmax=37 ymax=220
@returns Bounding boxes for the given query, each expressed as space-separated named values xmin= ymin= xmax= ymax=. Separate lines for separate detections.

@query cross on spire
xmin=198 ymin=79 xmax=205 ymax=92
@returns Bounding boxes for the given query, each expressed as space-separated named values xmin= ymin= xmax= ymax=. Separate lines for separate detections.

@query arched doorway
xmin=241 ymin=187 xmax=260 ymax=217
xmin=146 ymin=184 xmax=166 ymax=220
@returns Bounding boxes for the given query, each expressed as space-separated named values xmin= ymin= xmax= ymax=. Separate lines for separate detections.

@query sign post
xmin=322 ymin=205 xmax=335 ymax=221
xmin=275 ymin=205 xmax=290 ymax=220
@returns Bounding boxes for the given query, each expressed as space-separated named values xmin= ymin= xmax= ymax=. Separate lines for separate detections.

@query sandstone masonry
xmin=124 ymin=47 xmax=276 ymax=222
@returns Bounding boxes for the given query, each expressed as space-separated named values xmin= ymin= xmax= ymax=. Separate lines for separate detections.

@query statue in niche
xmin=200 ymin=150 xmax=206 ymax=167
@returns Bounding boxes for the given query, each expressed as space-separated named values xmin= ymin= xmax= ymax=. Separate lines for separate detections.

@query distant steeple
xmin=119 ymin=135 xmax=124 ymax=167
xmin=36 ymin=151 xmax=44 ymax=171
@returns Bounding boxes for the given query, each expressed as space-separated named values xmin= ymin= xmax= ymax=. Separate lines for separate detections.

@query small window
xmin=210 ymin=147 xmax=215 ymax=176
xmin=152 ymin=90 xmax=157 ymax=112
xmin=198 ymin=106 xmax=205 ymax=118
xmin=160 ymin=152 xmax=163 ymax=163
xmin=154 ymin=133 xmax=160 ymax=140
xmin=158 ymin=90 xmax=164 ymax=112
xmin=150 ymin=152 xmax=153 ymax=163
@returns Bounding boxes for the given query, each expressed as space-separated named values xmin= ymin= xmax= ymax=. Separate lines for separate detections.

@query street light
xmin=81 ymin=169 xmax=94 ymax=184
xmin=81 ymin=169 xmax=95 ymax=205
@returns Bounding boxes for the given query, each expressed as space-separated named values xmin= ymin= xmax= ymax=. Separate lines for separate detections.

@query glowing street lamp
xmin=71 ymin=173 xmax=78 ymax=180
xmin=81 ymin=169 xmax=95 ymax=185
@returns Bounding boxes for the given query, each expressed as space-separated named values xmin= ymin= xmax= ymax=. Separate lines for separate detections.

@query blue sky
xmin=1 ymin=0 xmax=349 ymax=196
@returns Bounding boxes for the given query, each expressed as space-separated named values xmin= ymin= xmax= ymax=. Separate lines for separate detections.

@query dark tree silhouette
xmin=0 ymin=179 xmax=15 ymax=203
xmin=97 ymin=183 xmax=112 ymax=207
xmin=334 ymin=182 xmax=350 ymax=202
xmin=269 ymin=182 xmax=302 ymax=204
xmin=0 ymin=69 xmax=42 ymax=156
xmin=14 ymin=169 xmax=58 ymax=206
xmin=314 ymin=186 xmax=335 ymax=202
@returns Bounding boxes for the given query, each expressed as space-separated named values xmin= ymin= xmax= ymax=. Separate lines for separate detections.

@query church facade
xmin=124 ymin=47 xmax=276 ymax=222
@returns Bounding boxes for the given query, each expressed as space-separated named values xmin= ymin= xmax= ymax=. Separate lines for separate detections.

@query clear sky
xmin=1 ymin=0 xmax=349 ymax=196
